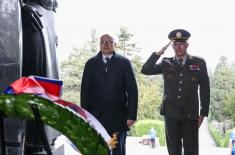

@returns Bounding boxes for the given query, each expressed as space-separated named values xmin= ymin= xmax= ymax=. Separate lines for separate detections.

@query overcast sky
xmin=55 ymin=0 xmax=235 ymax=71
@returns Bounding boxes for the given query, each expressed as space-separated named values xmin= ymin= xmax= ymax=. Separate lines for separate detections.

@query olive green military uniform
xmin=141 ymin=29 xmax=210 ymax=155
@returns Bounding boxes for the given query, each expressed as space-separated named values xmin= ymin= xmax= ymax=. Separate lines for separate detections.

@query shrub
xmin=131 ymin=119 xmax=166 ymax=146
xmin=208 ymin=123 xmax=231 ymax=147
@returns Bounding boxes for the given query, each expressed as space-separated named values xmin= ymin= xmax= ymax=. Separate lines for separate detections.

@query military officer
xmin=141 ymin=29 xmax=210 ymax=155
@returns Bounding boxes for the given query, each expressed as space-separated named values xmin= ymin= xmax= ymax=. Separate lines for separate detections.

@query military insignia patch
xmin=176 ymin=32 xmax=182 ymax=38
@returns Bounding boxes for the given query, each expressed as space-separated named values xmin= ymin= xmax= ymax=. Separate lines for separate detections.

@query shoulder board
xmin=162 ymin=57 xmax=173 ymax=60
xmin=192 ymin=55 xmax=205 ymax=61
xmin=162 ymin=57 xmax=174 ymax=65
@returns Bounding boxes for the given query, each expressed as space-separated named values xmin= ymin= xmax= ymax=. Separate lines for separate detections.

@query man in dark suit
xmin=81 ymin=34 xmax=138 ymax=155
xmin=141 ymin=29 xmax=210 ymax=155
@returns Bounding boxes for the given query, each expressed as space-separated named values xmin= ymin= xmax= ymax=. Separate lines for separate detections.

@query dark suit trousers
xmin=109 ymin=131 xmax=127 ymax=155
xmin=164 ymin=115 xmax=198 ymax=155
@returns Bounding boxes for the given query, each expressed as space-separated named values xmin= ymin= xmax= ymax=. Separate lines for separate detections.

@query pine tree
xmin=210 ymin=56 xmax=235 ymax=123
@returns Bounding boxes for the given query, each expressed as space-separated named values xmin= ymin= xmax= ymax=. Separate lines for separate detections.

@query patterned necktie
xmin=105 ymin=57 xmax=111 ymax=64
xmin=105 ymin=57 xmax=111 ymax=72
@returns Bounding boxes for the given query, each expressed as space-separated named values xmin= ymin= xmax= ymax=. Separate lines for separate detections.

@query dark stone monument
xmin=0 ymin=0 xmax=24 ymax=155
xmin=0 ymin=0 xmax=60 ymax=154
xmin=22 ymin=0 xmax=59 ymax=78
xmin=21 ymin=0 xmax=60 ymax=154
xmin=0 ymin=0 xmax=22 ymax=92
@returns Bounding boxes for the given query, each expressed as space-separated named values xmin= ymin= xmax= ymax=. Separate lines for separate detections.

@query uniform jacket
xmin=141 ymin=53 xmax=210 ymax=120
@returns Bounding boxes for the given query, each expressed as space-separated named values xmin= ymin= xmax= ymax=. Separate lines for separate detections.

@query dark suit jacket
xmin=81 ymin=52 xmax=138 ymax=134
xmin=141 ymin=53 xmax=210 ymax=120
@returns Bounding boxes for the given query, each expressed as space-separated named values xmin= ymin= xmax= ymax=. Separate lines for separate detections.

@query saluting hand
xmin=155 ymin=41 xmax=171 ymax=56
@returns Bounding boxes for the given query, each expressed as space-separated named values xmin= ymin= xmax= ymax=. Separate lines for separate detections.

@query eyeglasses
xmin=100 ymin=40 xmax=114 ymax=44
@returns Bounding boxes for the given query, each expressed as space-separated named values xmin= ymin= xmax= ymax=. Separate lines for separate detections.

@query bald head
xmin=100 ymin=34 xmax=114 ymax=41
xmin=100 ymin=34 xmax=116 ymax=55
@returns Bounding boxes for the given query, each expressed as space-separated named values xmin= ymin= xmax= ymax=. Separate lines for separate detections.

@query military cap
xmin=168 ymin=29 xmax=191 ymax=41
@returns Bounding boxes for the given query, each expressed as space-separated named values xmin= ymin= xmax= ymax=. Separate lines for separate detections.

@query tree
xmin=223 ymin=90 xmax=235 ymax=125
xmin=210 ymin=56 xmax=235 ymax=123
xmin=87 ymin=28 xmax=99 ymax=53
xmin=116 ymin=27 xmax=163 ymax=120
xmin=223 ymin=60 xmax=235 ymax=125
xmin=60 ymin=29 xmax=98 ymax=103
xmin=231 ymin=63 xmax=235 ymax=72
xmin=60 ymin=27 xmax=164 ymax=120
xmin=116 ymin=27 xmax=140 ymax=57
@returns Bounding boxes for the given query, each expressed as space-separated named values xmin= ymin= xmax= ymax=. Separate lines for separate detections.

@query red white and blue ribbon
xmin=4 ymin=76 xmax=111 ymax=144
xmin=5 ymin=76 xmax=63 ymax=101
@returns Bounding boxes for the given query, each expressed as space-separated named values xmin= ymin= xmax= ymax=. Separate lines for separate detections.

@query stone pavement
xmin=126 ymin=137 xmax=230 ymax=155
xmin=126 ymin=118 xmax=230 ymax=155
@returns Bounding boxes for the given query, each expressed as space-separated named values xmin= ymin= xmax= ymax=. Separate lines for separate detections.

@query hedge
xmin=208 ymin=123 xmax=231 ymax=147
xmin=131 ymin=119 xmax=166 ymax=146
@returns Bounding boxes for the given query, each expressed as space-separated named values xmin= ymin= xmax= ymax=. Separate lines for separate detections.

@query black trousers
xmin=109 ymin=131 xmax=127 ymax=155
xmin=164 ymin=116 xmax=198 ymax=155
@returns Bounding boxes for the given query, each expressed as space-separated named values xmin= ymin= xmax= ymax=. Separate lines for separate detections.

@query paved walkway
xmin=126 ymin=118 xmax=230 ymax=155
xmin=199 ymin=118 xmax=216 ymax=147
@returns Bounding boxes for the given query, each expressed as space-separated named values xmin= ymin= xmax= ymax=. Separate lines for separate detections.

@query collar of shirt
xmin=102 ymin=54 xmax=113 ymax=63
xmin=175 ymin=54 xmax=188 ymax=65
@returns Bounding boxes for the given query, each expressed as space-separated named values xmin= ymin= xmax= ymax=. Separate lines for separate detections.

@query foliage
xmin=223 ymin=90 xmax=235 ymax=125
xmin=116 ymin=27 xmax=163 ymax=120
xmin=131 ymin=120 xmax=166 ymax=146
xmin=60 ymin=28 xmax=164 ymax=121
xmin=59 ymin=28 xmax=235 ymax=148
xmin=210 ymin=56 xmax=235 ymax=123
xmin=208 ymin=123 xmax=231 ymax=147
xmin=60 ymin=29 xmax=98 ymax=103
xmin=209 ymin=56 xmax=235 ymax=145
xmin=116 ymin=27 xmax=140 ymax=56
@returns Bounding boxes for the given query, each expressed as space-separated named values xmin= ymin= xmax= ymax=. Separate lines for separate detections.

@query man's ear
xmin=186 ymin=42 xmax=189 ymax=48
